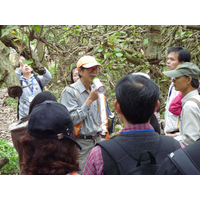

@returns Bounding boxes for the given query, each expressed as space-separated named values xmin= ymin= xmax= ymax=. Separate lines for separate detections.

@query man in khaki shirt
xmin=61 ymin=56 xmax=103 ymax=174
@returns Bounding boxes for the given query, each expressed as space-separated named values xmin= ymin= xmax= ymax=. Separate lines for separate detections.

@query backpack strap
xmin=35 ymin=76 xmax=43 ymax=91
xmin=182 ymin=98 xmax=200 ymax=110
xmin=167 ymin=139 xmax=200 ymax=175
xmin=69 ymin=85 xmax=79 ymax=100
xmin=97 ymin=139 xmax=138 ymax=175
xmin=69 ymin=85 xmax=82 ymax=136
xmin=31 ymin=71 xmax=43 ymax=91
xmin=168 ymin=148 xmax=200 ymax=175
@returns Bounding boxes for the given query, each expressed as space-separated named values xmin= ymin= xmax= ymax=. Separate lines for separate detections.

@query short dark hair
xmin=115 ymin=74 xmax=160 ymax=124
xmin=168 ymin=46 xmax=191 ymax=63
xmin=184 ymin=76 xmax=199 ymax=89
xmin=78 ymin=66 xmax=86 ymax=79
xmin=191 ymin=78 xmax=199 ymax=89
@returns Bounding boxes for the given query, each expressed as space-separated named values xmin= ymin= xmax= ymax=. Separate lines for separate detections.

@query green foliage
xmin=0 ymin=25 xmax=19 ymax=38
xmin=115 ymin=53 xmax=123 ymax=57
xmin=31 ymin=25 xmax=40 ymax=34
xmin=163 ymin=66 xmax=168 ymax=72
xmin=143 ymin=38 xmax=148 ymax=45
xmin=49 ymin=63 xmax=59 ymax=79
xmin=48 ymin=84 xmax=64 ymax=103
xmin=5 ymin=97 xmax=18 ymax=111
xmin=161 ymin=111 xmax=165 ymax=120
xmin=1 ymin=82 xmax=6 ymax=88
xmin=132 ymin=52 xmax=137 ymax=56
xmin=13 ymin=38 xmax=21 ymax=42
xmin=4 ymin=24 xmax=200 ymax=121
xmin=0 ymin=138 xmax=20 ymax=175
xmin=23 ymin=59 xmax=33 ymax=65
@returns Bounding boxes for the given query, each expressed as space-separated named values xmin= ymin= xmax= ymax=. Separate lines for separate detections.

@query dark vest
xmin=101 ymin=131 xmax=181 ymax=175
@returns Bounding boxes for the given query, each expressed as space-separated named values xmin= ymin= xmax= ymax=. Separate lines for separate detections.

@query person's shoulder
xmin=91 ymin=144 xmax=102 ymax=152
xmin=193 ymin=94 xmax=200 ymax=101
xmin=159 ymin=134 xmax=181 ymax=148
xmin=62 ymin=84 xmax=74 ymax=93
xmin=88 ymin=144 xmax=102 ymax=158
xmin=9 ymin=120 xmax=28 ymax=131
xmin=69 ymin=82 xmax=82 ymax=95
xmin=184 ymin=97 xmax=200 ymax=109
xmin=70 ymin=82 xmax=78 ymax=89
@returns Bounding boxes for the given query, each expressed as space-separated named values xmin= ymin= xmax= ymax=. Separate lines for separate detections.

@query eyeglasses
xmin=172 ymin=77 xmax=181 ymax=81
xmin=87 ymin=66 xmax=99 ymax=73
xmin=172 ymin=76 xmax=188 ymax=81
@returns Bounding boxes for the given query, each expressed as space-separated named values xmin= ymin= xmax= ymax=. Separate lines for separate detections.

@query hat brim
xmin=82 ymin=62 xmax=102 ymax=68
xmin=163 ymin=70 xmax=185 ymax=78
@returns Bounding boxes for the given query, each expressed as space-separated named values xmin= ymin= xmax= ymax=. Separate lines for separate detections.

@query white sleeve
xmin=180 ymin=101 xmax=200 ymax=146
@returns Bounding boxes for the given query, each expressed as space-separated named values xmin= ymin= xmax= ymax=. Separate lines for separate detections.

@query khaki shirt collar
xmin=74 ymin=79 xmax=94 ymax=94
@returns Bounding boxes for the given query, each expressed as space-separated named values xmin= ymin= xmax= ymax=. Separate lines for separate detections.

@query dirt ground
xmin=0 ymin=87 xmax=18 ymax=145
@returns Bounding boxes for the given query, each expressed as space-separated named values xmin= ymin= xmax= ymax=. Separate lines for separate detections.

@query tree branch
xmin=102 ymin=40 xmax=143 ymax=65
xmin=0 ymin=33 xmax=46 ymax=75
xmin=183 ymin=25 xmax=200 ymax=30
xmin=0 ymin=41 xmax=22 ymax=98
xmin=0 ymin=157 xmax=9 ymax=169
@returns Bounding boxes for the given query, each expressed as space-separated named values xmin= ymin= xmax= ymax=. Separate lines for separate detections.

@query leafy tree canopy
xmin=1 ymin=25 xmax=200 ymax=114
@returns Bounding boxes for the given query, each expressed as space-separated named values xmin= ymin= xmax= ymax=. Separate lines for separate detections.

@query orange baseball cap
xmin=77 ymin=56 xmax=102 ymax=69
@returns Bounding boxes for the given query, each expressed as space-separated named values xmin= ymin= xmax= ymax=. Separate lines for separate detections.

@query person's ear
xmin=187 ymin=76 xmax=192 ymax=84
xmin=114 ymin=100 xmax=122 ymax=114
xmin=154 ymin=100 xmax=160 ymax=113
xmin=78 ymin=68 xmax=82 ymax=76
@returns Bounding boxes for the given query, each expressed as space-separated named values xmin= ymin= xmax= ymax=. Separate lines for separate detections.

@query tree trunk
xmin=146 ymin=25 xmax=162 ymax=63
xmin=36 ymin=40 xmax=48 ymax=68
xmin=57 ymin=56 xmax=71 ymax=86
xmin=146 ymin=25 xmax=163 ymax=79
xmin=0 ymin=33 xmax=46 ymax=75
xmin=146 ymin=25 xmax=169 ymax=113
xmin=0 ymin=41 xmax=22 ymax=98
xmin=0 ymin=157 xmax=9 ymax=169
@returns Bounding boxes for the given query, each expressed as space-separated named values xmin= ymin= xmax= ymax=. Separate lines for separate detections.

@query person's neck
xmin=23 ymin=73 xmax=32 ymax=80
xmin=182 ymin=87 xmax=196 ymax=97
xmin=123 ymin=118 xmax=150 ymax=127
xmin=81 ymin=78 xmax=91 ymax=91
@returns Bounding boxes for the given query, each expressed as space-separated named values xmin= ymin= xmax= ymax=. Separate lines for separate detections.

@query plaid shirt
xmin=82 ymin=123 xmax=154 ymax=175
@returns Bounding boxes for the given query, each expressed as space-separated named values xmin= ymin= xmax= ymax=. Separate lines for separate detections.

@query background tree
xmin=1 ymin=25 xmax=200 ymax=117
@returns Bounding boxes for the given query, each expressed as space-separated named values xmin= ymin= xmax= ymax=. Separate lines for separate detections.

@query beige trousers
xmin=77 ymin=136 xmax=102 ymax=174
